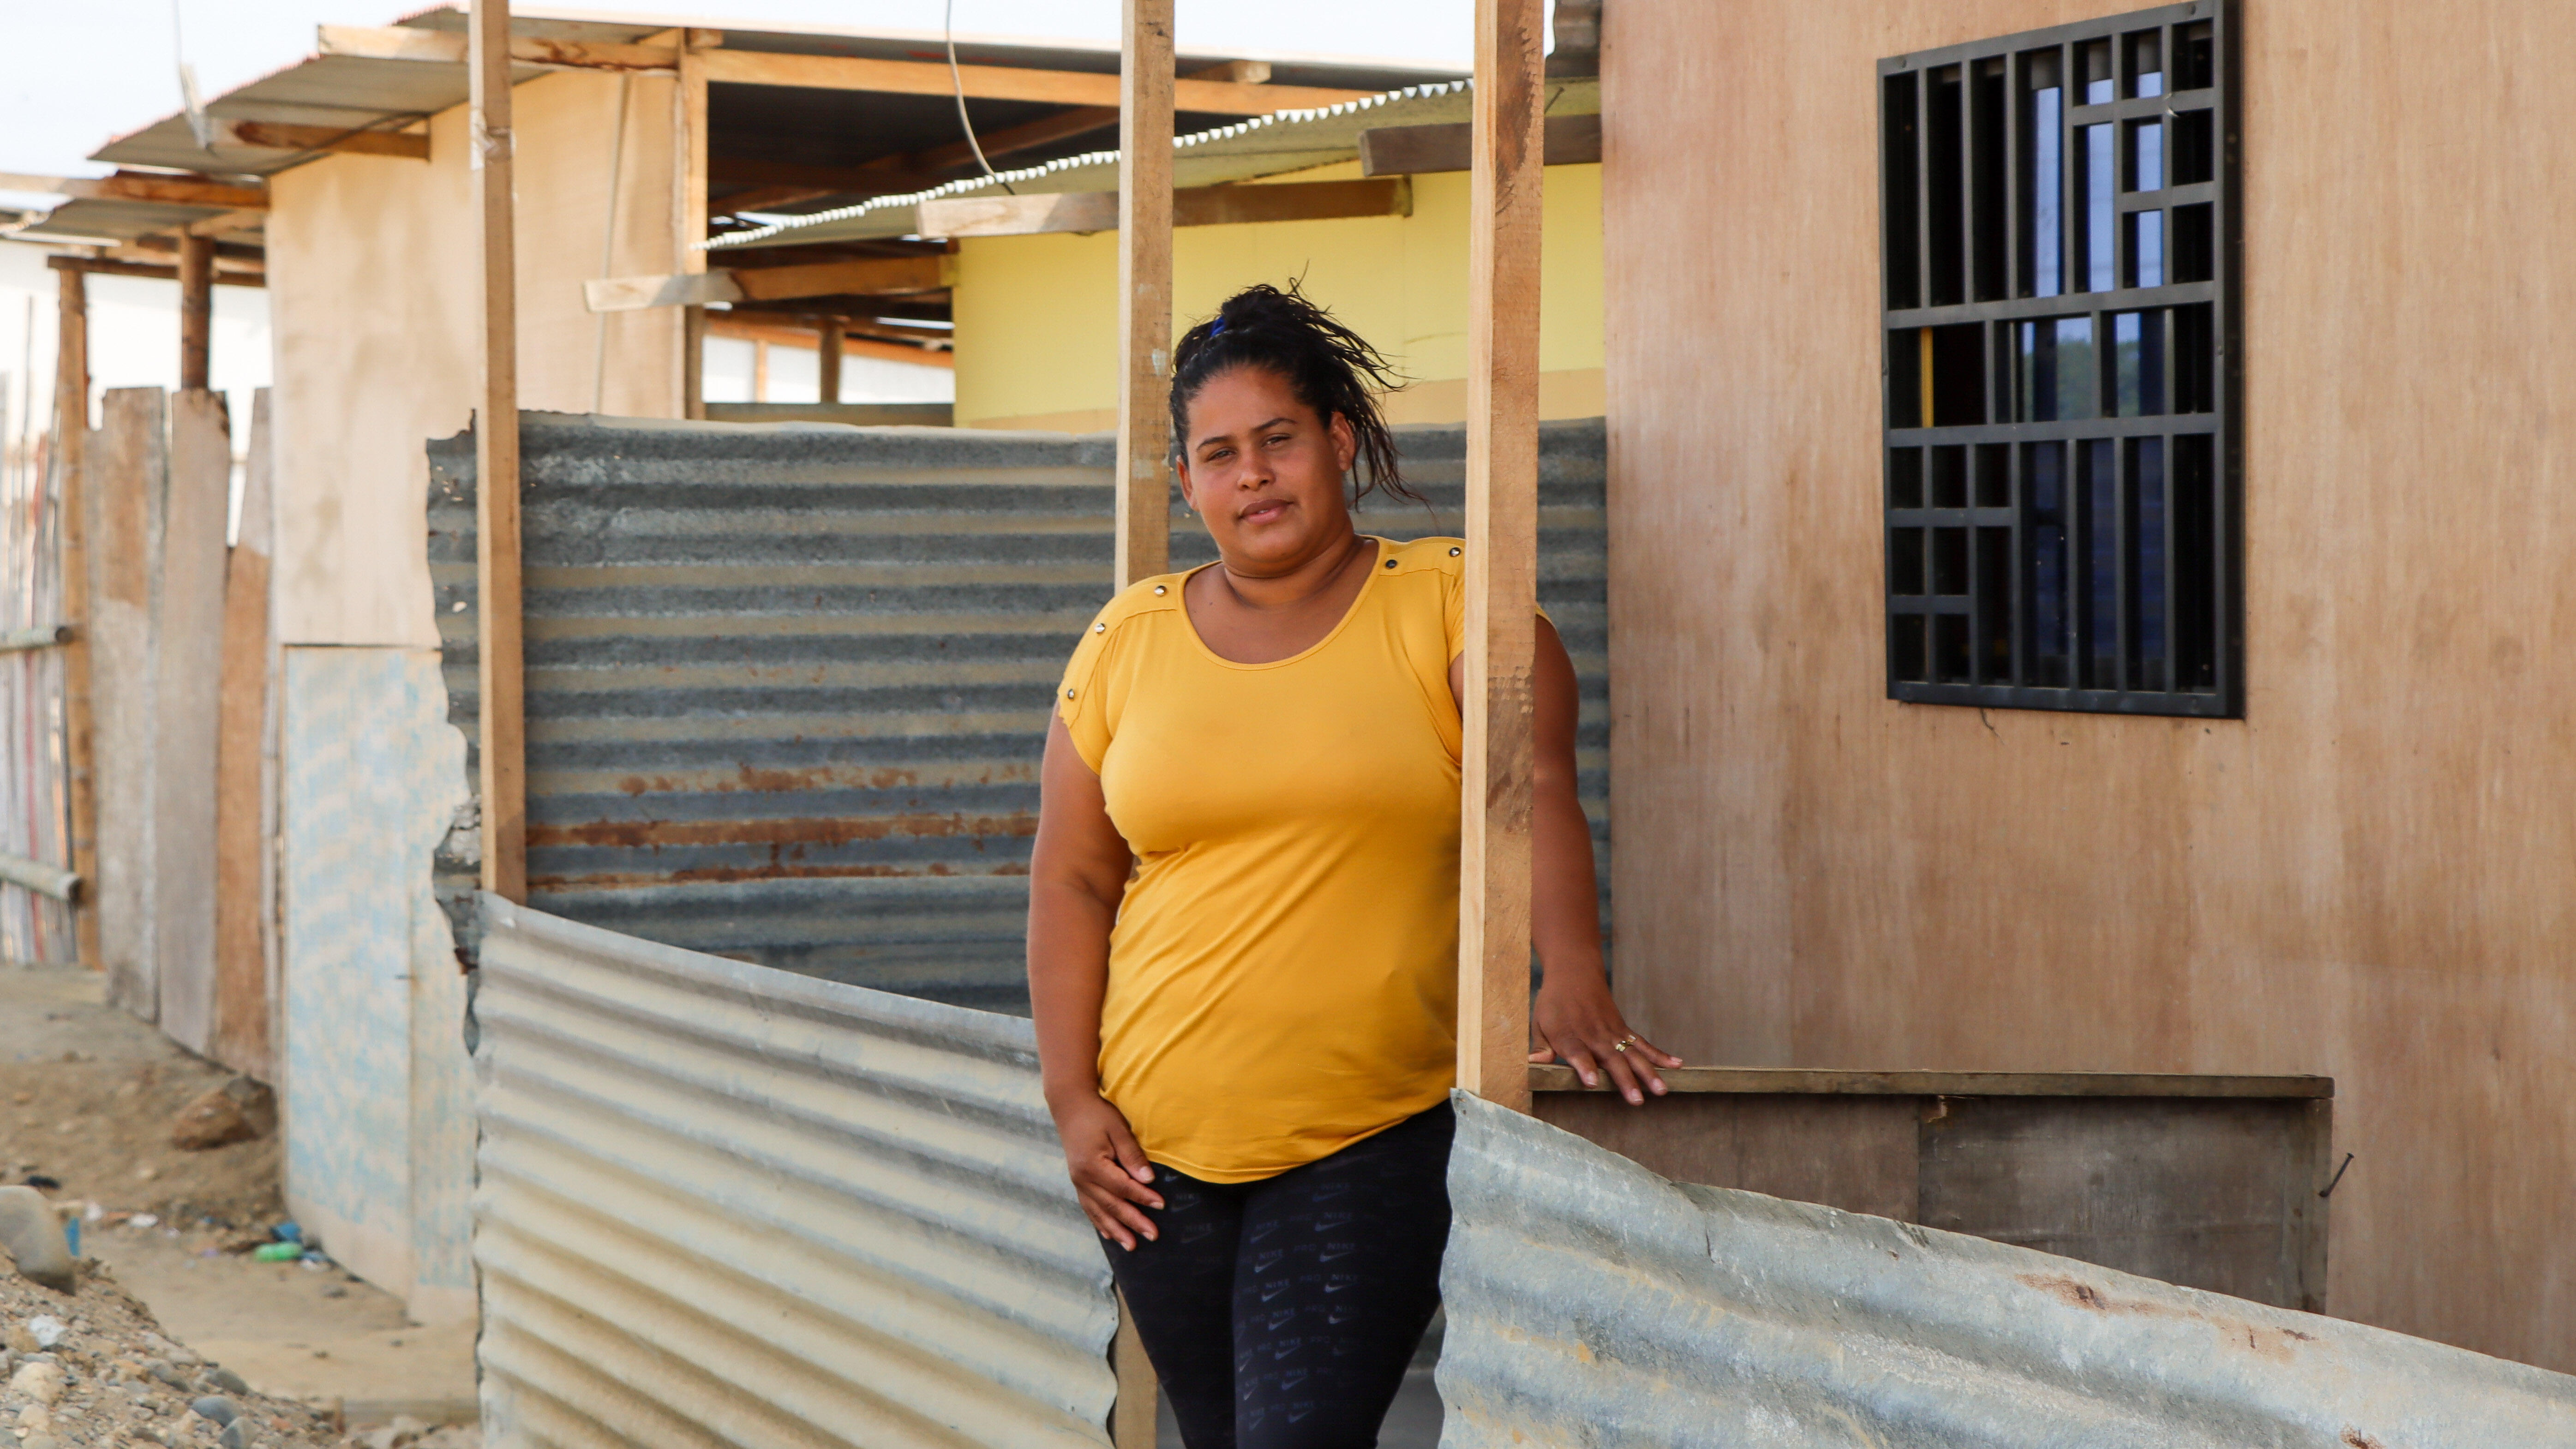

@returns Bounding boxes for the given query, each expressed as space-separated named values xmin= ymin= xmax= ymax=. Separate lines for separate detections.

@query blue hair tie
xmin=1208 ymin=317 xmax=1227 ymax=337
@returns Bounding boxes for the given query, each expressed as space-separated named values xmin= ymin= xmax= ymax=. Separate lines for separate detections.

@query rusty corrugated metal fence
xmin=428 ymin=414 xmax=1607 ymax=1010
xmin=473 ymin=894 xmax=1117 ymax=1449
xmin=1439 ymin=1094 xmax=2576 ymax=1448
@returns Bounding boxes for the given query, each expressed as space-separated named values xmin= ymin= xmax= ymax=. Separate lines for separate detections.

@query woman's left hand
xmin=1528 ymin=971 xmax=1683 ymax=1106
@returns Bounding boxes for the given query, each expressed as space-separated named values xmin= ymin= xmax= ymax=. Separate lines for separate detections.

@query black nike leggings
xmin=1103 ymin=1102 xmax=1453 ymax=1449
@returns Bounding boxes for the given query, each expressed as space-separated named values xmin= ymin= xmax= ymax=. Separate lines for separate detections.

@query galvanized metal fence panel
xmin=430 ymin=414 xmax=1608 ymax=1011
xmin=1439 ymin=1093 xmax=2576 ymax=1449
xmin=473 ymin=893 xmax=1117 ymax=1449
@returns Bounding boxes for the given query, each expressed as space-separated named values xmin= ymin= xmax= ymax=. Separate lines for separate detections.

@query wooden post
xmin=177 ymin=236 xmax=214 ymax=392
xmin=1108 ymin=10 xmax=1174 ymax=1441
xmin=472 ymin=0 xmax=527 ymax=904
xmin=1456 ymin=0 xmax=1546 ymax=1112
xmin=677 ymin=30 xmax=712 ymax=420
xmin=816 ymin=317 xmax=844 ymax=403
xmin=1114 ymin=0 xmax=1174 ymax=588
xmin=212 ymin=389 xmax=274 ymax=1076
xmin=52 ymin=264 xmax=101 ymax=974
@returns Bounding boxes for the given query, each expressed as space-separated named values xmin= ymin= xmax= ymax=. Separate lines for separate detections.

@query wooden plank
xmin=177 ymin=236 xmax=213 ymax=392
xmin=472 ymin=0 xmax=527 ymax=904
xmin=154 ymin=390 xmax=230 ymax=1054
xmin=1531 ymin=1064 xmax=2336 ymax=1099
xmin=85 ymin=389 xmax=163 ymax=1013
xmin=917 ymin=178 xmax=1409 ymax=239
xmin=218 ymin=120 xmax=429 ymax=160
xmin=696 ymin=47 xmax=1367 ymax=115
xmin=1115 ymin=0 xmax=1174 ymax=591
xmin=587 ymin=254 xmax=952 ymax=313
xmin=52 ymin=264 xmax=102 ymax=974
xmin=41 ymin=257 xmax=264 ymax=289
xmin=318 ymin=24 xmax=678 ymax=73
xmin=212 ymin=389 xmax=275 ymax=1078
xmin=1455 ymin=0 xmax=1546 ymax=1112
xmin=1534 ymin=1091 xmax=1921 ymax=1221
xmin=679 ymin=31 xmax=711 ymax=421
xmin=705 ymin=314 xmax=954 ymax=365
xmin=1358 ymin=113 xmax=1603 ymax=177
xmin=0 ymin=171 xmax=267 ymax=210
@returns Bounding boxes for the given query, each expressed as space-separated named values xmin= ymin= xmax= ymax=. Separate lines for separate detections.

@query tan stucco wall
xmin=267 ymin=68 xmax=683 ymax=648
xmin=1603 ymin=0 xmax=2576 ymax=1373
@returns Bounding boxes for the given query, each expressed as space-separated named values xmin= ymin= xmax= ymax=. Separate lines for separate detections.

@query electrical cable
xmin=944 ymin=0 xmax=1013 ymax=194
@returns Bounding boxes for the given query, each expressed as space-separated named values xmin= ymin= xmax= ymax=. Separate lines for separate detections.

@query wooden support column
xmin=176 ymin=235 xmax=214 ymax=392
xmin=816 ymin=317 xmax=844 ymax=403
xmin=677 ymin=30 xmax=712 ymax=420
xmin=1109 ymin=10 xmax=1174 ymax=1441
xmin=472 ymin=0 xmax=527 ymax=904
xmin=1456 ymin=0 xmax=1546 ymax=1112
xmin=1114 ymin=0 xmax=1174 ymax=588
xmin=53 ymin=265 xmax=102 ymax=974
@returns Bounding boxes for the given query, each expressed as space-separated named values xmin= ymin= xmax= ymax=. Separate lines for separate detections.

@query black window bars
xmin=1880 ymin=2 xmax=2241 ymax=717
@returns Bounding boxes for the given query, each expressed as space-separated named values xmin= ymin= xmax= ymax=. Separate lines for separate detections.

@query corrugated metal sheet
xmin=472 ymin=893 xmax=1116 ymax=1449
xmin=1439 ymin=1093 xmax=2576 ymax=1448
xmin=429 ymin=413 xmax=1608 ymax=1012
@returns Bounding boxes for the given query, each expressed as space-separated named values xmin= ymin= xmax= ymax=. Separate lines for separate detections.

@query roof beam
xmin=902 ymin=63 xmax=1257 ymax=174
xmin=1358 ymin=114 xmax=1602 ymax=176
xmin=45 ymin=255 xmax=264 ymax=288
xmin=0 ymin=172 xmax=268 ymax=210
xmin=695 ymin=48 xmax=1367 ymax=114
xmin=217 ymin=119 xmax=429 ymax=161
xmin=318 ymin=24 xmax=680 ymax=73
xmin=585 ymin=253 xmax=957 ymax=312
xmin=916 ymin=177 xmax=1409 ymax=239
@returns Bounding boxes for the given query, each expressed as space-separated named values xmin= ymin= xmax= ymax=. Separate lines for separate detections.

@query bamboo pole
xmin=53 ymin=265 xmax=101 ymax=972
xmin=177 ymin=236 xmax=214 ymax=392
xmin=1456 ymin=0 xmax=1546 ymax=1112
xmin=472 ymin=0 xmax=527 ymax=904
xmin=1113 ymin=0 xmax=1174 ymax=588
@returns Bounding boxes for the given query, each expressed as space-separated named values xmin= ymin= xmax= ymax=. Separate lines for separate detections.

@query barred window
xmin=1880 ymin=3 xmax=2239 ymax=716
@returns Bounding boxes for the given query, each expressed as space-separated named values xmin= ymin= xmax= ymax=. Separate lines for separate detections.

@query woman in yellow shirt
xmin=1030 ymin=283 xmax=1677 ymax=1448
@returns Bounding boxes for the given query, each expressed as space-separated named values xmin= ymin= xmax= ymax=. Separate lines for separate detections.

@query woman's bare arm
xmin=1451 ymin=617 xmax=1682 ymax=1104
xmin=1029 ymin=712 xmax=1165 ymax=1246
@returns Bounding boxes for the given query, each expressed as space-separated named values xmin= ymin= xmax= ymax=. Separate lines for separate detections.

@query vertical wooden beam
xmin=816 ymin=317 xmax=844 ymax=403
xmin=52 ymin=265 xmax=101 ymax=974
xmin=678 ymin=30 xmax=713 ymax=420
xmin=1114 ymin=0 xmax=1174 ymax=588
xmin=472 ymin=0 xmax=528 ymax=904
xmin=1109 ymin=8 xmax=1173 ymax=1440
xmin=1456 ymin=0 xmax=1546 ymax=1113
xmin=213 ymin=388 xmax=275 ymax=1077
xmin=177 ymin=236 xmax=214 ymax=392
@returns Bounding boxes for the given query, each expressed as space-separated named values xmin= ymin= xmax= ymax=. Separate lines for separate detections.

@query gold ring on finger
xmin=1611 ymin=1036 xmax=1635 ymax=1053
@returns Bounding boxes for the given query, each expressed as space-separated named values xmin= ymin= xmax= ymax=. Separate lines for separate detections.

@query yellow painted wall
xmin=952 ymin=163 xmax=1606 ymax=431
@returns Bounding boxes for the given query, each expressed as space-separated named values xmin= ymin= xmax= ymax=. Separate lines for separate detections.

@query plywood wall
xmin=266 ymin=69 xmax=683 ymax=650
xmin=1602 ymin=0 xmax=2576 ymax=1371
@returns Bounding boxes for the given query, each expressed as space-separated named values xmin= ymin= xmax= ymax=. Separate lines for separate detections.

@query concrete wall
xmin=950 ymin=162 xmax=1606 ymax=431
xmin=262 ymin=67 xmax=683 ymax=1322
xmin=1600 ymin=0 xmax=2576 ymax=1371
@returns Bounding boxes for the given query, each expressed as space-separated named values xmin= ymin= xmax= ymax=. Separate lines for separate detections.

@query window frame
xmin=1877 ymin=1 xmax=2242 ymax=718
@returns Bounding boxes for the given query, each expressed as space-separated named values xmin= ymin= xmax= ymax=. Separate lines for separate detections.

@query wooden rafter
xmin=0 ymin=172 xmax=267 ymax=210
xmin=585 ymin=254 xmax=956 ymax=312
xmin=918 ymin=177 xmax=1408 ymax=239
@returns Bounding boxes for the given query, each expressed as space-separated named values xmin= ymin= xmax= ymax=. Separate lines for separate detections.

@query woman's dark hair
xmin=1168 ymin=281 xmax=1419 ymax=507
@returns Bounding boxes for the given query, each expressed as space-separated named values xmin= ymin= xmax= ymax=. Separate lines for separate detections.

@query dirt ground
xmin=0 ymin=968 xmax=475 ymax=1439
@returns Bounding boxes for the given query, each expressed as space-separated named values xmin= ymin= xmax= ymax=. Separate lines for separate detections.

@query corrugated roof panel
xmin=429 ymin=414 xmax=1609 ymax=1013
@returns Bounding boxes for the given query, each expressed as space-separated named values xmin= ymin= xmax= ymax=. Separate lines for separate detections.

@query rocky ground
xmin=2 ymin=969 xmax=475 ymax=1449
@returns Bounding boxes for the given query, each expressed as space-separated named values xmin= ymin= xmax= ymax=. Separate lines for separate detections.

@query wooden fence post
xmin=1114 ymin=0 xmax=1174 ymax=589
xmin=53 ymin=263 xmax=101 ymax=974
xmin=1456 ymin=0 xmax=1546 ymax=1112
xmin=214 ymin=389 xmax=275 ymax=1075
xmin=473 ymin=0 xmax=527 ymax=904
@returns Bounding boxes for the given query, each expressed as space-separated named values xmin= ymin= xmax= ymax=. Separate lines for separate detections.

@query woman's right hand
xmin=1051 ymin=1090 xmax=1164 ymax=1250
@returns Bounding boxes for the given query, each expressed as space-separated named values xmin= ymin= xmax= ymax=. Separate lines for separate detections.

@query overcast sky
xmin=2 ymin=0 xmax=1482 ymax=186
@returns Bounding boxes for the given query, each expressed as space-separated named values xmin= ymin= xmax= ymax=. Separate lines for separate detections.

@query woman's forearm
xmin=1531 ymin=774 xmax=1605 ymax=983
xmin=1028 ymin=879 xmax=1120 ymax=1105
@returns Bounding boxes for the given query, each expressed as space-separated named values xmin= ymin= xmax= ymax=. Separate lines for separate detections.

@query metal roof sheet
xmin=706 ymin=76 xmax=1601 ymax=251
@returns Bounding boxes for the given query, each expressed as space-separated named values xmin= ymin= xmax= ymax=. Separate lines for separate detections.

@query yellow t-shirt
xmin=1056 ymin=536 xmax=1469 ymax=1183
